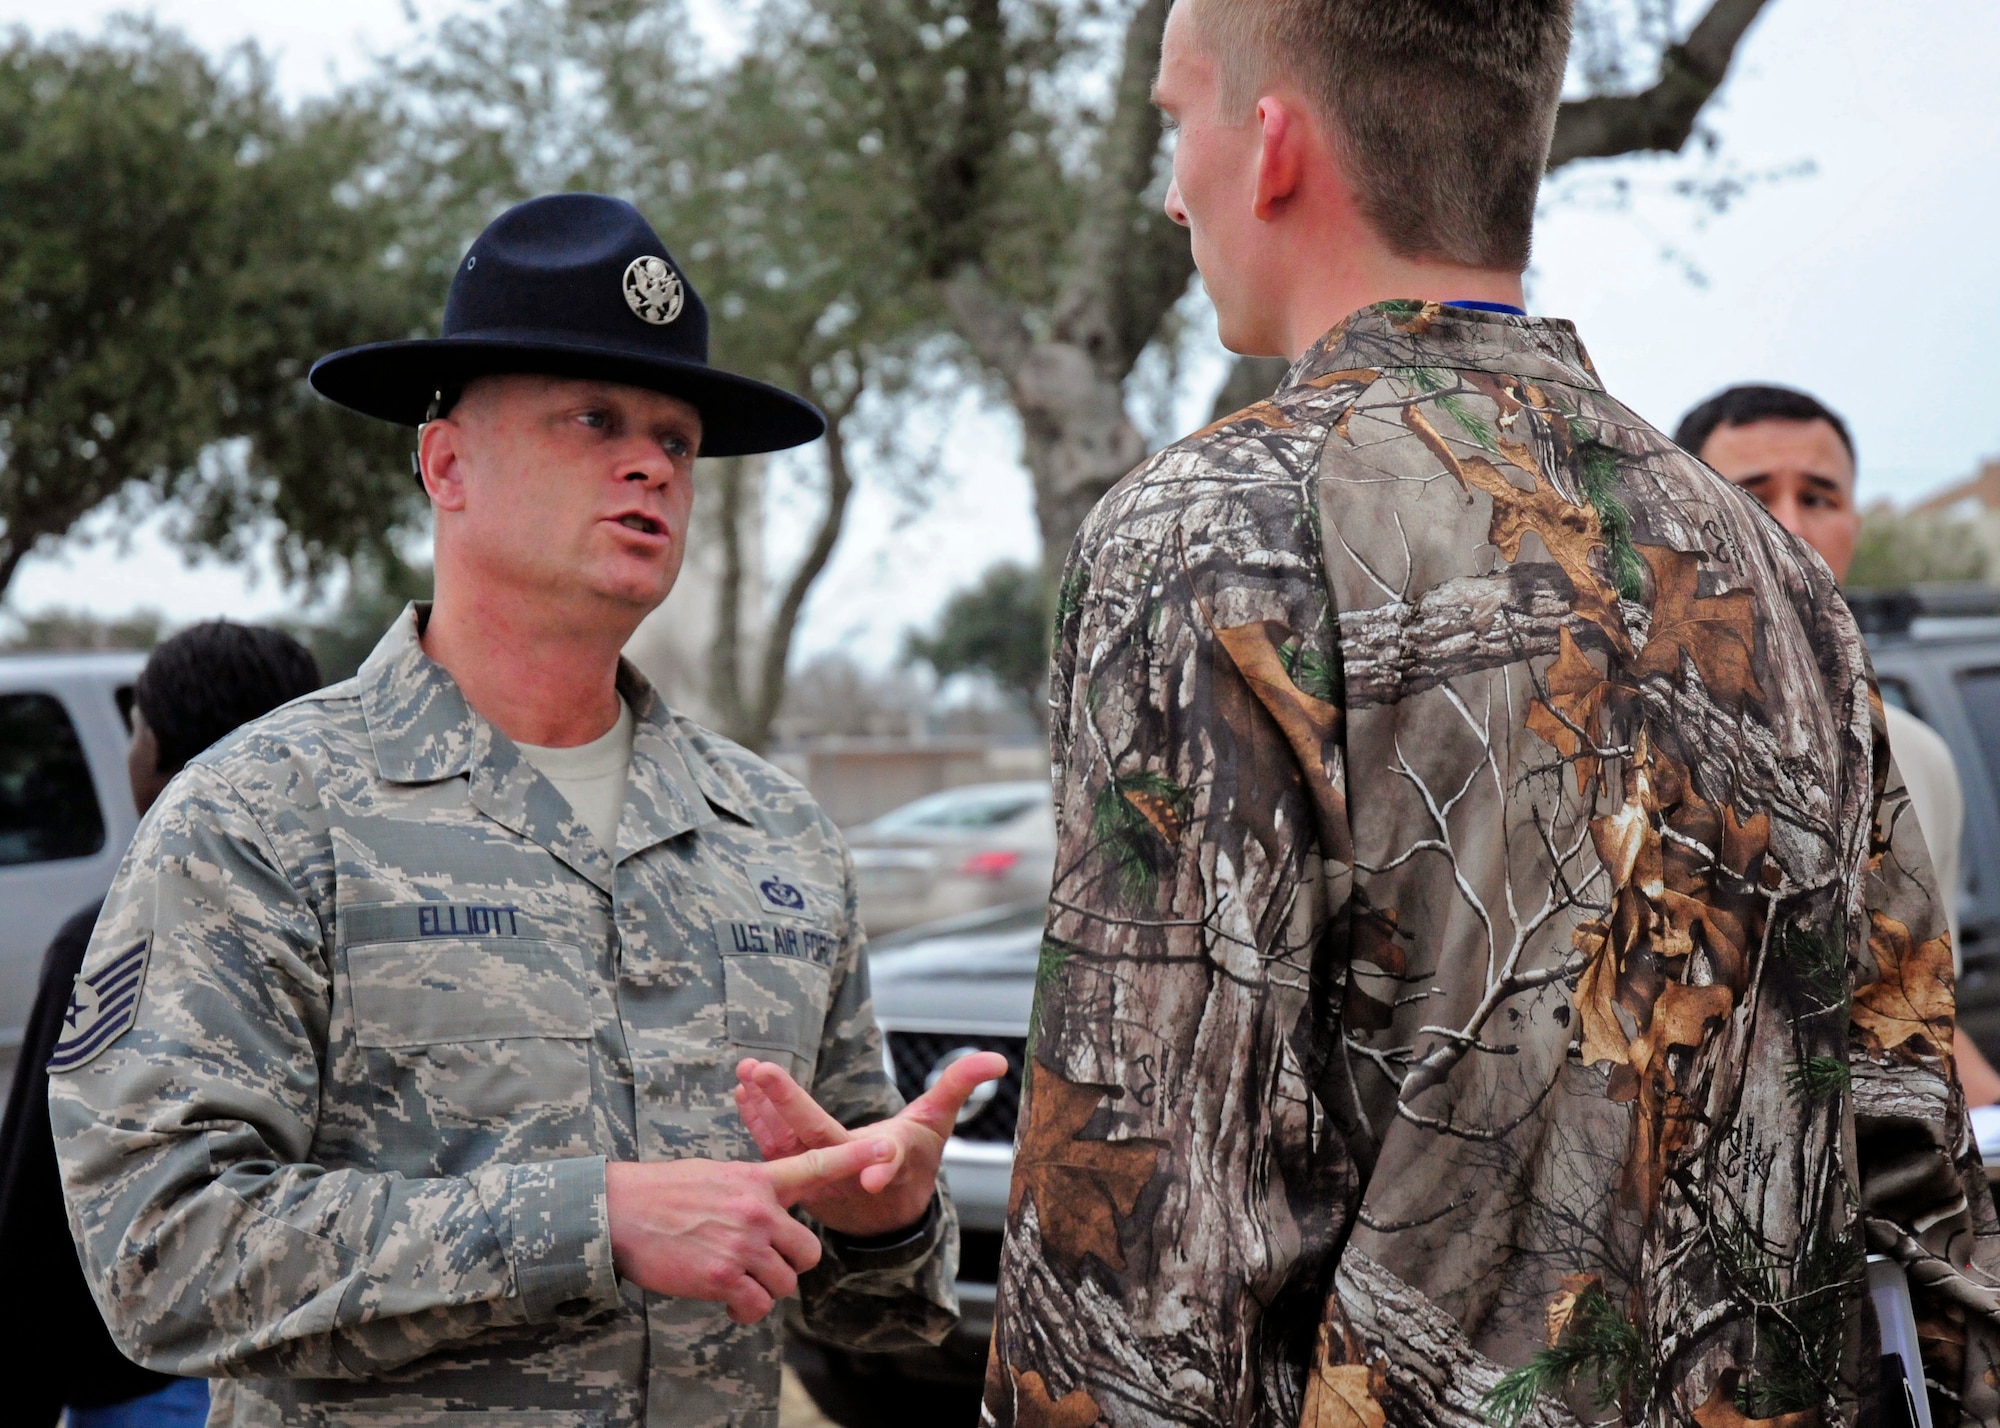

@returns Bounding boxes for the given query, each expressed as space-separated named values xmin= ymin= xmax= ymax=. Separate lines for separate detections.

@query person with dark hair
xmin=0 ymin=621 xmax=322 ymax=1428
xmin=1674 ymin=384 xmax=1863 ymax=581
xmin=1679 ymin=383 xmax=2000 ymax=1107
xmin=942 ymin=1 xmax=2000 ymax=1423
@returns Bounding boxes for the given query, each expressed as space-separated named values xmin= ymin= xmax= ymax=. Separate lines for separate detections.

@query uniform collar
xmin=358 ymin=605 xmax=756 ymax=888
xmin=1286 ymin=300 xmax=1602 ymax=393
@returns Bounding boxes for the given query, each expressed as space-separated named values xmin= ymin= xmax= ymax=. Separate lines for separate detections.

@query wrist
xmin=824 ymin=1193 xmax=939 ymax=1250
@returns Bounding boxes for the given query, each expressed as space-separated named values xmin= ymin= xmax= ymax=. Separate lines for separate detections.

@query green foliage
xmin=1483 ymin=1283 xmax=1647 ymax=1428
xmin=1279 ymin=637 xmax=1342 ymax=705
xmin=1089 ymin=769 xmax=1189 ymax=904
xmin=1776 ymin=922 xmax=1848 ymax=1012
xmin=1847 ymin=509 xmax=1991 ymax=590
xmin=1785 ymin=1055 xmax=1851 ymax=1102
xmin=906 ymin=561 xmax=1051 ymax=725
xmin=0 ymin=21 xmax=431 ymax=597
xmin=291 ymin=553 xmax=433 ymax=683
xmin=1570 ymin=421 xmax=1646 ymax=602
xmin=1712 ymin=1218 xmax=1862 ymax=1417
xmin=0 ymin=606 xmax=165 ymax=652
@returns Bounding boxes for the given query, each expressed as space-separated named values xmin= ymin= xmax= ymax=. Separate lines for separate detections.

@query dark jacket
xmin=0 ymin=900 xmax=173 ymax=1423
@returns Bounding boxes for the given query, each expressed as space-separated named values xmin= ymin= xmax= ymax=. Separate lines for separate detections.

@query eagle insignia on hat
xmin=623 ymin=255 xmax=684 ymax=326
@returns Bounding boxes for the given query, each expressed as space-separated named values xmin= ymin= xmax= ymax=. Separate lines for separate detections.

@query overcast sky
xmin=4 ymin=0 xmax=1997 ymax=665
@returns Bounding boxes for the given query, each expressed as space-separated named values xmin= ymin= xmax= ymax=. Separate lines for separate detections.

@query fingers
xmin=762 ymin=1135 xmax=895 ymax=1207
xmin=740 ymin=1059 xmax=850 ymax=1148
xmin=858 ymin=1137 xmax=908 ymax=1196
xmin=744 ymin=1242 xmax=801 ymax=1303
xmin=772 ymin=1211 xmax=824 ymax=1274
xmin=724 ymin=1274 xmax=775 ymax=1325
xmin=733 ymin=1078 xmax=806 ymax=1161
xmin=901 ymin=1050 xmax=1010 ymax=1137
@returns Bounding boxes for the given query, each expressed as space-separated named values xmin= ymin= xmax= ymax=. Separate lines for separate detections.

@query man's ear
xmin=1251 ymin=96 xmax=1303 ymax=221
xmin=417 ymin=418 xmax=470 ymax=513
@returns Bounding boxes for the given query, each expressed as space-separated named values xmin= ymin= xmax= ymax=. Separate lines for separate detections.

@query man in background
xmin=1678 ymin=382 xmax=2000 ymax=1104
xmin=0 ymin=621 xmax=322 ymax=1428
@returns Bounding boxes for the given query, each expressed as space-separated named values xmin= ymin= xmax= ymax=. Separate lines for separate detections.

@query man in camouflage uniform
xmin=984 ymin=3 xmax=2000 ymax=1427
xmin=51 ymin=193 xmax=1002 ymax=1426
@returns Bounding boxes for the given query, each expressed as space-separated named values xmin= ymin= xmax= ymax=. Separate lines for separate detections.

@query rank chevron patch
xmin=49 ymin=938 xmax=150 ymax=1073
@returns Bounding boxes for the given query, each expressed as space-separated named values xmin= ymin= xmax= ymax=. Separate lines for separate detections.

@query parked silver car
xmin=846 ymin=781 xmax=1054 ymax=936
xmin=0 ymin=652 xmax=146 ymax=1105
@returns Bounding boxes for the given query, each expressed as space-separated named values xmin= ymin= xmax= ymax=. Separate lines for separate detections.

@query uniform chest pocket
xmin=718 ymin=920 xmax=836 ymax=1077
xmin=346 ymin=938 xmax=594 ymax=1126
xmin=348 ymin=939 xmax=593 ymax=1045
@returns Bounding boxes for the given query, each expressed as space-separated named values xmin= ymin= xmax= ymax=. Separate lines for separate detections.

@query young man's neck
xmin=1271 ymin=251 xmax=1526 ymax=361
xmin=420 ymin=581 xmax=637 ymax=748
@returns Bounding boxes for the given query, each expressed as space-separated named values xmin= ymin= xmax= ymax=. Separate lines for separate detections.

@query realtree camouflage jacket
xmin=50 ymin=608 xmax=957 ymax=1428
xmin=983 ymin=304 xmax=2000 ymax=1428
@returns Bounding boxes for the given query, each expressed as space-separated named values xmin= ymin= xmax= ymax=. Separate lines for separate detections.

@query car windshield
xmin=868 ymin=786 xmax=1044 ymax=834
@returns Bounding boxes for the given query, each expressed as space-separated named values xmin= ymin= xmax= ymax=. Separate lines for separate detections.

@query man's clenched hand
xmin=733 ymin=1052 xmax=1009 ymax=1239
xmin=604 ymin=1139 xmax=894 ymax=1324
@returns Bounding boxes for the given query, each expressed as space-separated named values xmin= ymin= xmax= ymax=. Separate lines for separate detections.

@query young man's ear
xmin=1251 ymin=97 xmax=1304 ymax=221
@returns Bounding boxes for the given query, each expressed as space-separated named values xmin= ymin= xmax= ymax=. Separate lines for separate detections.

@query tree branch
xmin=744 ymin=405 xmax=856 ymax=750
xmin=1055 ymin=0 xmax=1193 ymax=373
xmin=707 ymin=455 xmax=749 ymax=739
xmin=1547 ymin=0 xmax=1777 ymax=169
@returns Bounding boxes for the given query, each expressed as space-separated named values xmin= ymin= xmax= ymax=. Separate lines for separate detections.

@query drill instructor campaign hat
xmin=309 ymin=193 xmax=825 ymax=457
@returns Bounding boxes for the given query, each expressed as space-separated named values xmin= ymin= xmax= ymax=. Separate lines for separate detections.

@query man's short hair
xmin=1673 ymin=384 xmax=1857 ymax=468
xmin=1189 ymin=0 xmax=1574 ymax=271
xmin=135 ymin=621 xmax=323 ymax=773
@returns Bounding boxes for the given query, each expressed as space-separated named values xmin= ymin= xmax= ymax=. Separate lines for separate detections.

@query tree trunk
xmin=707 ymin=414 xmax=856 ymax=753
xmin=944 ymin=0 xmax=1190 ymax=571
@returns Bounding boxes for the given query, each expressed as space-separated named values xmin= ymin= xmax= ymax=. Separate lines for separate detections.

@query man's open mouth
xmin=616 ymin=514 xmax=665 ymax=536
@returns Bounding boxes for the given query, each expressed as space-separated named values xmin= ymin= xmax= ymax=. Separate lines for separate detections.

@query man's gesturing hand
xmin=733 ymin=1051 xmax=1009 ymax=1239
xmin=604 ymin=1139 xmax=893 ymax=1324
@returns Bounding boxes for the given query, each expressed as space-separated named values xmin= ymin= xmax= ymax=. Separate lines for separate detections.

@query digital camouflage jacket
xmin=983 ymin=304 xmax=2000 ymax=1428
xmin=50 ymin=608 xmax=958 ymax=1428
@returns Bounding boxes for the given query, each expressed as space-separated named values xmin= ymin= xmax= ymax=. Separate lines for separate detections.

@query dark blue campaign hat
xmin=309 ymin=193 xmax=825 ymax=457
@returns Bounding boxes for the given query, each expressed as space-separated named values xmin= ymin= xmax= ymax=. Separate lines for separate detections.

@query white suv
xmin=0 ymin=652 xmax=145 ymax=1105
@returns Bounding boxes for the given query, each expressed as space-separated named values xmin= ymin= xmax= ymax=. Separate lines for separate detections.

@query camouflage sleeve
xmin=47 ymin=764 xmax=620 ymax=1379
xmin=794 ymin=834 xmax=959 ymax=1351
xmin=988 ymin=447 xmax=1347 ymax=1426
xmin=1851 ymin=689 xmax=2000 ymax=1425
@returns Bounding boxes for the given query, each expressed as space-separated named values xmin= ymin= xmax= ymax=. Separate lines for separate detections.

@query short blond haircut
xmin=1188 ymin=0 xmax=1573 ymax=271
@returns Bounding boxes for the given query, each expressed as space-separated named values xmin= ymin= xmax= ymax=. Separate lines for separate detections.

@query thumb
xmin=762 ymin=1136 xmax=895 ymax=1208
xmin=902 ymin=1051 xmax=1010 ymax=1137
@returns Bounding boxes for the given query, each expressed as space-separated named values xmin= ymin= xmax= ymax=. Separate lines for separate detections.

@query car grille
xmin=887 ymin=1031 xmax=1026 ymax=1144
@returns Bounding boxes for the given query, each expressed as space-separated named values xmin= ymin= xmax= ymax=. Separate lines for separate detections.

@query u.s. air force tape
xmin=49 ymin=937 xmax=149 ymax=1073
xmin=719 ymin=920 xmax=839 ymax=969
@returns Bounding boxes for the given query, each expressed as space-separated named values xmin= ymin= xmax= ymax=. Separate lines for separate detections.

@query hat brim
xmin=308 ymin=336 xmax=826 ymax=458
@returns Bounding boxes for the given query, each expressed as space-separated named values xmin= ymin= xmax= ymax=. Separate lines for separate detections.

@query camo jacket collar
xmin=1289 ymin=299 xmax=1605 ymax=393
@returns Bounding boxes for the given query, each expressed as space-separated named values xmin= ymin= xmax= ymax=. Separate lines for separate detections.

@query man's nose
xmin=1164 ymin=177 xmax=1189 ymax=229
xmin=1765 ymin=493 xmax=1808 ymax=541
xmin=618 ymin=445 xmax=675 ymax=487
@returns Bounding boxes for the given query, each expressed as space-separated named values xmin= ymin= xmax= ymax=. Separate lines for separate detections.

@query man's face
xmin=1155 ymin=3 xmax=1275 ymax=354
xmin=1698 ymin=418 xmax=1859 ymax=581
xmin=423 ymin=375 xmax=701 ymax=615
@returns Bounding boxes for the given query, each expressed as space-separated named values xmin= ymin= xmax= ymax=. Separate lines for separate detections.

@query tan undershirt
xmin=515 ymin=698 xmax=636 ymax=855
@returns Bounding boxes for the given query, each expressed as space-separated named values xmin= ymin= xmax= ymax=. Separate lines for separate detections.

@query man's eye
xmin=664 ymin=434 xmax=693 ymax=459
xmin=578 ymin=410 xmax=608 ymax=429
